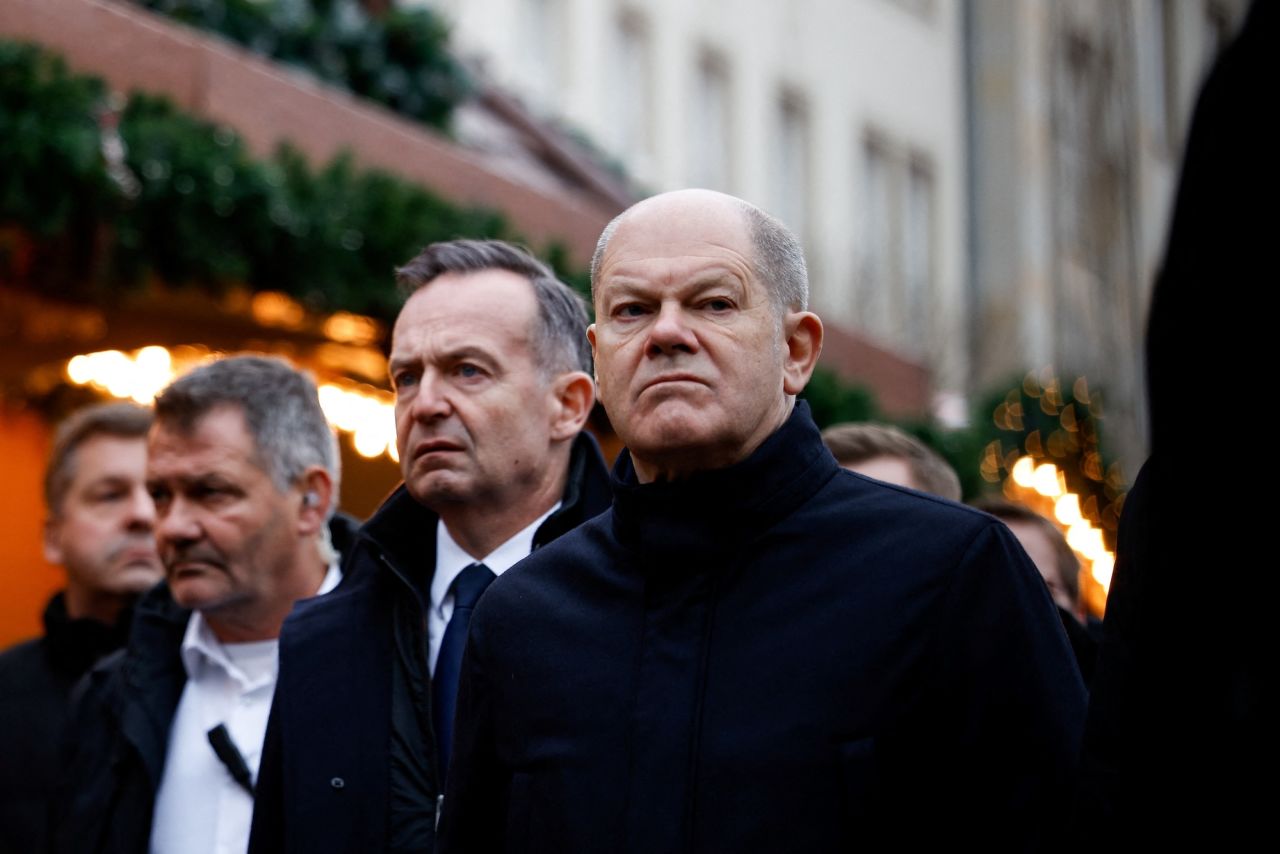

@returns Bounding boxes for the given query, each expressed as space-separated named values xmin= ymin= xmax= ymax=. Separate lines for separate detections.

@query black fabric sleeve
xmin=878 ymin=521 xmax=1088 ymax=852
xmin=50 ymin=658 xmax=124 ymax=854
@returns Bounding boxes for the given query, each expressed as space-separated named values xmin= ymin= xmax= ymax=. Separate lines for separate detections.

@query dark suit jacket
xmin=250 ymin=433 xmax=612 ymax=854
xmin=440 ymin=404 xmax=1086 ymax=853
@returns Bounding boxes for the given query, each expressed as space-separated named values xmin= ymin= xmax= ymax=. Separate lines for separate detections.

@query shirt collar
xmin=430 ymin=503 xmax=560 ymax=617
xmin=179 ymin=561 xmax=341 ymax=685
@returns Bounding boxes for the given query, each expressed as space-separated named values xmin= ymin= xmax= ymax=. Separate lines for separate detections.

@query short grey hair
xmin=742 ymin=203 xmax=809 ymax=312
xmin=590 ymin=196 xmax=809 ymax=313
xmin=396 ymin=239 xmax=592 ymax=377
xmin=153 ymin=355 xmax=340 ymax=503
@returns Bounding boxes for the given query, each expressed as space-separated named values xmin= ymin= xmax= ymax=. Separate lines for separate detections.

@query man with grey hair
xmin=439 ymin=190 xmax=1084 ymax=852
xmin=249 ymin=239 xmax=611 ymax=854
xmin=55 ymin=356 xmax=351 ymax=854
xmin=821 ymin=421 xmax=963 ymax=501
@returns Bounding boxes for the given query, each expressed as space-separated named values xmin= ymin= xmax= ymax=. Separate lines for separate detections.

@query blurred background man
xmin=0 ymin=402 xmax=162 ymax=854
xmin=821 ymin=421 xmax=962 ymax=501
xmin=972 ymin=497 xmax=1099 ymax=685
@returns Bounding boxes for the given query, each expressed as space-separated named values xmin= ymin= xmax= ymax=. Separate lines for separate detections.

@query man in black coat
xmin=439 ymin=190 xmax=1086 ymax=852
xmin=0 ymin=403 xmax=162 ymax=854
xmin=1076 ymin=3 xmax=1271 ymax=847
xmin=54 ymin=356 xmax=347 ymax=854
xmin=248 ymin=240 xmax=611 ymax=854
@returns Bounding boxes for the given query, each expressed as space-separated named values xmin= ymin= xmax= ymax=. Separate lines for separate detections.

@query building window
xmin=859 ymin=131 xmax=937 ymax=343
xmin=862 ymin=135 xmax=894 ymax=332
xmin=903 ymin=156 xmax=935 ymax=341
xmin=1142 ymin=0 xmax=1170 ymax=149
xmin=881 ymin=0 xmax=936 ymax=21
xmin=688 ymin=51 xmax=731 ymax=191
xmin=773 ymin=90 xmax=811 ymax=245
xmin=519 ymin=0 xmax=564 ymax=108
xmin=609 ymin=9 xmax=654 ymax=172
xmin=1055 ymin=31 xmax=1093 ymax=267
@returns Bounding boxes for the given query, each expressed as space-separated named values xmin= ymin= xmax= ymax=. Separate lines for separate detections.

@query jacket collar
xmin=533 ymin=431 xmax=613 ymax=546
xmin=41 ymin=591 xmax=132 ymax=678
xmin=117 ymin=582 xmax=190 ymax=788
xmin=357 ymin=431 xmax=613 ymax=587
xmin=327 ymin=511 xmax=361 ymax=564
xmin=609 ymin=401 xmax=838 ymax=561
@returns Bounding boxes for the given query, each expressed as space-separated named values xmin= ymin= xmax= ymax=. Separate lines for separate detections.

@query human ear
xmin=295 ymin=468 xmax=334 ymax=536
xmin=42 ymin=517 xmax=64 ymax=565
xmin=781 ymin=311 xmax=824 ymax=396
xmin=548 ymin=371 xmax=596 ymax=442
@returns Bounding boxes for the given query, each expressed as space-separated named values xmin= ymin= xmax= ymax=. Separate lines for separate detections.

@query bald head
xmin=585 ymin=188 xmax=824 ymax=482
xmin=591 ymin=190 xmax=808 ymax=316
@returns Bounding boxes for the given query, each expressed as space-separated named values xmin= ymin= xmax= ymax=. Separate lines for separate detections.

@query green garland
xmin=132 ymin=0 xmax=470 ymax=132
xmin=1 ymin=39 xmax=512 ymax=319
xmin=0 ymin=42 xmax=113 ymax=237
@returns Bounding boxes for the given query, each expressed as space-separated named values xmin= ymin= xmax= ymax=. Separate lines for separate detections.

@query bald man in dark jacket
xmin=440 ymin=191 xmax=1085 ymax=853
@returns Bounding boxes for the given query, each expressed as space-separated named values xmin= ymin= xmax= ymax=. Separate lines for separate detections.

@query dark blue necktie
xmin=432 ymin=562 xmax=495 ymax=780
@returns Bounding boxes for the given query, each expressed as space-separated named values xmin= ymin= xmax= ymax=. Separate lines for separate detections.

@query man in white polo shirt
xmin=55 ymin=355 xmax=353 ymax=854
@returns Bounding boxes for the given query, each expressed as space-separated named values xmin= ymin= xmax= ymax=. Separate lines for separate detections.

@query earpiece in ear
xmin=303 ymin=491 xmax=320 ymax=508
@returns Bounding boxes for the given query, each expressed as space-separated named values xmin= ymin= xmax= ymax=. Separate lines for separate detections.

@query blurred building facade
xmin=965 ymin=0 xmax=1247 ymax=472
xmin=412 ymin=0 xmax=970 ymax=421
xmin=413 ymin=0 xmax=1249 ymax=473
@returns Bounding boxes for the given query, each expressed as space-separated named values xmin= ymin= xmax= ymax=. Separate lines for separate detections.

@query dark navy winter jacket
xmin=439 ymin=403 xmax=1086 ymax=853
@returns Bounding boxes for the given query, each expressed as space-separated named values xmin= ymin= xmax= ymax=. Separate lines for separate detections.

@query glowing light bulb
xmin=1054 ymin=494 xmax=1082 ymax=527
xmin=1033 ymin=463 xmax=1063 ymax=497
xmin=67 ymin=355 xmax=93 ymax=385
xmin=1011 ymin=456 xmax=1036 ymax=487
xmin=1091 ymin=552 xmax=1114 ymax=590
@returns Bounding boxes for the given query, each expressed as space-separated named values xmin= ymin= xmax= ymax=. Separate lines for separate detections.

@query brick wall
xmin=0 ymin=0 xmax=618 ymax=265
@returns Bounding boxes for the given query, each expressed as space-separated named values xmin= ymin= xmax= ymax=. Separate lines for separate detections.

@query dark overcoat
xmin=249 ymin=433 xmax=612 ymax=854
xmin=0 ymin=595 xmax=131 ymax=854
xmin=440 ymin=404 xmax=1086 ymax=853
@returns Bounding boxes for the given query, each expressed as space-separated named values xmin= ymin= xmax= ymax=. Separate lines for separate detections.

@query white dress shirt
xmin=148 ymin=563 xmax=341 ymax=854
xmin=427 ymin=504 xmax=559 ymax=674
